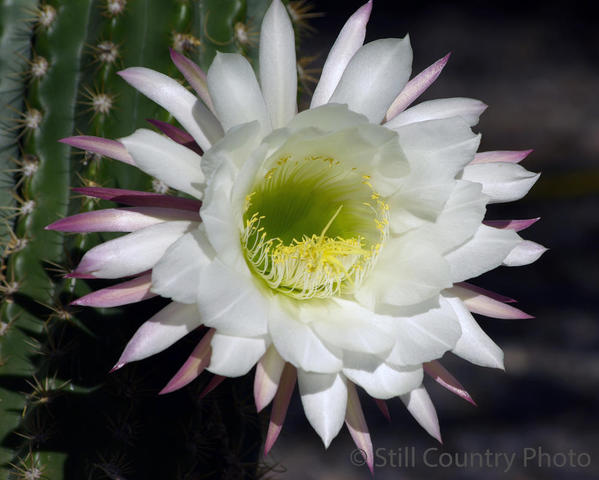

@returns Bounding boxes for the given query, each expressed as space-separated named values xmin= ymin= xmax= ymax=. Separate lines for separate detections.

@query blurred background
xmin=269 ymin=0 xmax=599 ymax=478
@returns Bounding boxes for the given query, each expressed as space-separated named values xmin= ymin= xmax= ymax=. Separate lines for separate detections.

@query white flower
xmin=53 ymin=0 xmax=545 ymax=469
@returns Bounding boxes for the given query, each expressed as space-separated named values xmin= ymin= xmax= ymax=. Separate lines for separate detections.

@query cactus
xmin=0 ymin=0 xmax=314 ymax=478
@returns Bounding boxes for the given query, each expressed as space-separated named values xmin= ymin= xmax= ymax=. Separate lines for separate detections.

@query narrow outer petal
xmin=254 ymin=346 xmax=286 ymax=412
xmin=423 ymin=360 xmax=476 ymax=405
xmin=329 ymin=37 xmax=412 ymax=124
xmin=385 ymin=53 xmax=451 ymax=121
xmin=400 ymin=386 xmax=442 ymax=443
xmin=46 ymin=207 xmax=199 ymax=233
xmin=310 ymin=0 xmax=372 ymax=108
xmin=259 ymin=0 xmax=297 ymax=128
xmin=118 ymin=67 xmax=223 ymax=151
xmin=114 ymin=302 xmax=201 ymax=369
xmin=72 ymin=187 xmax=202 ymax=211
xmin=71 ymin=273 xmax=155 ymax=308
xmin=386 ymin=97 xmax=487 ymax=129
xmin=445 ymin=284 xmax=532 ymax=319
xmin=345 ymin=382 xmax=374 ymax=474
xmin=483 ymin=218 xmax=540 ymax=231
xmin=59 ymin=136 xmax=134 ymax=165
xmin=169 ymin=48 xmax=216 ymax=113
xmin=503 ymin=240 xmax=547 ymax=266
xmin=472 ymin=149 xmax=533 ymax=164
xmin=298 ymin=371 xmax=348 ymax=448
xmin=264 ymin=363 xmax=297 ymax=455
xmin=160 ymin=328 xmax=215 ymax=394
xmin=146 ymin=118 xmax=203 ymax=156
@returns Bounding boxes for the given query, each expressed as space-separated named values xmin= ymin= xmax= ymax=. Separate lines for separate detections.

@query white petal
xmin=259 ymin=0 xmax=297 ymax=128
xmin=75 ymin=221 xmax=196 ymax=278
xmin=444 ymin=295 xmax=504 ymax=369
xmin=329 ymin=37 xmax=412 ymax=124
xmin=309 ymin=299 xmax=395 ymax=354
xmin=269 ymin=298 xmax=343 ymax=374
xmin=118 ymin=67 xmax=223 ymax=151
xmin=461 ymin=162 xmax=540 ymax=204
xmin=445 ymin=225 xmax=521 ymax=282
xmin=116 ymin=302 xmax=200 ymax=366
xmin=384 ymin=298 xmax=461 ymax=367
xmin=207 ymin=333 xmax=268 ymax=377
xmin=286 ymin=103 xmax=368 ymax=134
xmin=356 ymin=234 xmax=452 ymax=308
xmin=151 ymin=227 xmax=213 ymax=304
xmin=298 ymin=371 xmax=347 ymax=448
xmin=400 ymin=386 xmax=441 ymax=442
xmin=120 ymin=129 xmax=204 ymax=199
xmin=342 ymin=351 xmax=423 ymax=400
xmin=254 ymin=345 xmax=286 ymax=412
xmin=503 ymin=240 xmax=547 ymax=266
xmin=207 ymin=53 xmax=271 ymax=135
xmin=196 ymin=259 xmax=269 ymax=337
xmin=310 ymin=1 xmax=372 ymax=108
xmin=386 ymin=97 xmax=487 ymax=128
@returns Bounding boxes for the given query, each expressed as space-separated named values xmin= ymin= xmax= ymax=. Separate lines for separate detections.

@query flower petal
xmin=423 ymin=360 xmax=476 ymax=405
xmin=385 ymin=53 xmax=450 ymax=121
xmin=461 ymin=162 xmax=540 ymax=204
xmin=114 ymin=302 xmax=201 ymax=368
xmin=152 ymin=228 xmax=214 ymax=304
xmin=400 ymin=386 xmax=442 ymax=443
xmin=196 ymin=259 xmax=269 ymax=337
xmin=472 ymin=149 xmax=533 ymax=164
xmin=259 ymin=0 xmax=297 ymax=128
xmin=159 ymin=328 xmax=215 ymax=394
xmin=59 ymin=136 xmax=134 ymax=165
xmin=146 ymin=118 xmax=203 ymax=155
xmin=342 ymin=352 xmax=423 ymax=400
xmin=71 ymin=273 xmax=155 ymax=307
xmin=74 ymin=221 xmax=196 ymax=279
xmin=169 ymin=48 xmax=215 ymax=113
xmin=120 ymin=128 xmax=205 ymax=199
xmin=46 ymin=207 xmax=199 ymax=233
xmin=298 ymin=371 xmax=347 ymax=448
xmin=118 ymin=67 xmax=223 ymax=151
xmin=483 ymin=218 xmax=540 ymax=232
xmin=72 ymin=187 xmax=202 ymax=211
xmin=445 ymin=284 xmax=532 ymax=319
xmin=269 ymin=298 xmax=343 ymax=374
xmin=445 ymin=225 xmax=521 ymax=282
xmin=444 ymin=296 xmax=504 ymax=369
xmin=310 ymin=0 xmax=372 ymax=108
xmin=345 ymin=381 xmax=374 ymax=474
xmin=207 ymin=52 xmax=271 ymax=135
xmin=503 ymin=240 xmax=547 ymax=266
xmin=329 ymin=37 xmax=412 ymax=124
xmin=264 ymin=363 xmax=297 ymax=455
xmin=254 ymin=345 xmax=286 ymax=412
xmin=207 ymin=333 xmax=268 ymax=377
xmin=386 ymin=97 xmax=487 ymax=129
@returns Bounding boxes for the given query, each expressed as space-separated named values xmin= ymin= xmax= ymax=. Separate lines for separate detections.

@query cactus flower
xmin=50 ymin=0 xmax=545 ymax=469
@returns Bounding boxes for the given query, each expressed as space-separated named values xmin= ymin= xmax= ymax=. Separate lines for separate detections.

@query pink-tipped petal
xmin=254 ymin=346 xmax=286 ymax=412
xmin=455 ymin=282 xmax=517 ymax=303
xmin=264 ymin=363 xmax=297 ymax=456
xmin=447 ymin=284 xmax=532 ymax=320
xmin=345 ymin=382 xmax=374 ymax=474
xmin=65 ymin=272 xmax=96 ymax=279
xmin=471 ymin=149 xmax=533 ymax=164
xmin=146 ymin=118 xmax=203 ymax=156
xmin=59 ymin=136 xmax=134 ymax=165
xmin=199 ymin=375 xmax=226 ymax=399
xmin=169 ymin=48 xmax=215 ymax=113
xmin=46 ymin=207 xmax=199 ymax=233
xmin=400 ymin=386 xmax=442 ymax=443
xmin=423 ymin=360 xmax=476 ymax=405
xmin=374 ymin=398 xmax=391 ymax=422
xmin=484 ymin=218 xmax=540 ymax=232
xmin=70 ymin=273 xmax=155 ymax=308
xmin=310 ymin=0 xmax=372 ymax=108
xmin=385 ymin=53 xmax=451 ymax=121
xmin=160 ymin=329 xmax=216 ymax=394
xmin=72 ymin=187 xmax=202 ymax=212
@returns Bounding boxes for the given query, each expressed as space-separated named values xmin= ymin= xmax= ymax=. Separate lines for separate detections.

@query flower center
xmin=241 ymin=154 xmax=389 ymax=299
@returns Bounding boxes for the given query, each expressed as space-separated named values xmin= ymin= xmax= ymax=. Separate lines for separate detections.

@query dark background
xmin=267 ymin=1 xmax=599 ymax=478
